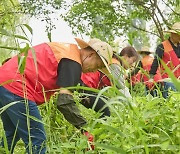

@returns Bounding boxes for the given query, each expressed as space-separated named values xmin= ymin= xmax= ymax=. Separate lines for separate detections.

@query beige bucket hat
xmin=138 ymin=46 xmax=154 ymax=53
xmin=75 ymin=38 xmax=113 ymax=72
xmin=164 ymin=22 xmax=180 ymax=34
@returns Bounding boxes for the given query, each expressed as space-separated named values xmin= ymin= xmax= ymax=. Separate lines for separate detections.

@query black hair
xmin=140 ymin=51 xmax=151 ymax=55
xmin=120 ymin=46 xmax=138 ymax=58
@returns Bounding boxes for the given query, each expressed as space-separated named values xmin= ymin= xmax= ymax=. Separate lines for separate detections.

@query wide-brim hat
xmin=164 ymin=22 xmax=180 ymax=34
xmin=75 ymin=38 xmax=113 ymax=72
xmin=137 ymin=46 xmax=154 ymax=53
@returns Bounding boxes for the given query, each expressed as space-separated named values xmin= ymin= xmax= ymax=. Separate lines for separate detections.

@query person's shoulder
xmin=59 ymin=58 xmax=81 ymax=65
xmin=48 ymin=42 xmax=77 ymax=46
xmin=157 ymin=42 xmax=163 ymax=47
xmin=158 ymin=39 xmax=171 ymax=48
xmin=156 ymin=43 xmax=164 ymax=50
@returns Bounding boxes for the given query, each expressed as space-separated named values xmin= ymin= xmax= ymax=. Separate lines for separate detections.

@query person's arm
xmin=109 ymin=63 xmax=125 ymax=89
xmin=149 ymin=44 xmax=164 ymax=76
xmin=129 ymin=61 xmax=142 ymax=77
xmin=56 ymin=58 xmax=87 ymax=129
xmin=109 ymin=63 xmax=132 ymax=98
xmin=81 ymin=72 xmax=100 ymax=89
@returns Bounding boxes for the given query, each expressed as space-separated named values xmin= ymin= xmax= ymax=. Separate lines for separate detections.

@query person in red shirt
xmin=129 ymin=46 xmax=162 ymax=96
xmin=149 ymin=22 xmax=180 ymax=98
xmin=1 ymin=57 xmax=11 ymax=65
xmin=0 ymin=38 xmax=113 ymax=153
xmin=80 ymin=46 xmax=139 ymax=118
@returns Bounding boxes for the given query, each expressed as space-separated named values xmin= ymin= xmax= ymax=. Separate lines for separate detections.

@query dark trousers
xmin=162 ymin=82 xmax=176 ymax=98
xmin=145 ymin=82 xmax=176 ymax=98
xmin=145 ymin=86 xmax=158 ymax=97
xmin=79 ymin=90 xmax=110 ymax=118
xmin=0 ymin=86 xmax=46 ymax=154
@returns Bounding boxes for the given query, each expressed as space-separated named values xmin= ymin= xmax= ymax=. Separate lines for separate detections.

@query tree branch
xmin=0 ymin=11 xmax=24 ymax=17
xmin=132 ymin=24 xmax=160 ymax=38
xmin=162 ymin=0 xmax=180 ymax=16
xmin=156 ymin=5 xmax=169 ymax=28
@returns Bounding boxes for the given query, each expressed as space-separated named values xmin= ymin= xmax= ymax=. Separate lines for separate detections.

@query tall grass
xmin=1 ymin=83 xmax=179 ymax=153
xmin=36 ymin=86 xmax=179 ymax=153
xmin=0 ymin=24 xmax=180 ymax=153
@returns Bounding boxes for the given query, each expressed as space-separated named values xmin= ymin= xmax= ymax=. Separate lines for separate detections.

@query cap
xmin=138 ymin=46 xmax=153 ymax=53
xmin=164 ymin=22 xmax=180 ymax=34
xmin=75 ymin=38 xmax=113 ymax=72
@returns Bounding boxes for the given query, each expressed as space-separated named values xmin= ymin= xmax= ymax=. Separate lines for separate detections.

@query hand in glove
xmin=82 ymin=130 xmax=95 ymax=150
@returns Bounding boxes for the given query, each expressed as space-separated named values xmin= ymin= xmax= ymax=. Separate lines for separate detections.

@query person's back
xmin=80 ymin=46 xmax=139 ymax=118
xmin=0 ymin=38 xmax=113 ymax=153
xmin=0 ymin=42 xmax=81 ymax=104
xmin=141 ymin=55 xmax=162 ymax=89
xmin=81 ymin=71 xmax=111 ymax=89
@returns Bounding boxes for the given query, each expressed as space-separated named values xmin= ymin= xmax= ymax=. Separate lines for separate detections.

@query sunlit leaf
xmin=22 ymin=24 xmax=33 ymax=35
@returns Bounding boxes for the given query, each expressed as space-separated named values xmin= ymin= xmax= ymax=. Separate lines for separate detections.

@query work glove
xmin=81 ymin=130 xmax=95 ymax=150
xmin=57 ymin=94 xmax=87 ymax=129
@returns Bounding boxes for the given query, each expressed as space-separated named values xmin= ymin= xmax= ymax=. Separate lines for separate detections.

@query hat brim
xmin=100 ymin=57 xmax=111 ymax=74
xmin=137 ymin=50 xmax=153 ymax=53
xmin=164 ymin=30 xmax=180 ymax=34
xmin=75 ymin=38 xmax=90 ymax=49
xmin=75 ymin=38 xmax=112 ymax=73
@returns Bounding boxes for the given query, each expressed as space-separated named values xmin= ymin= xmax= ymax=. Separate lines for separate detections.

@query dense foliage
xmin=1 ymin=86 xmax=179 ymax=153
xmin=62 ymin=0 xmax=180 ymax=48
xmin=1 ymin=0 xmax=179 ymax=49
xmin=0 ymin=0 xmax=21 ymax=61
xmin=0 ymin=0 xmax=180 ymax=153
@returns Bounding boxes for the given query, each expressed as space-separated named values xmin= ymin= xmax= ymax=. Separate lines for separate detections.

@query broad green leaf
xmin=0 ymin=28 xmax=11 ymax=36
xmin=103 ymin=124 xmax=124 ymax=137
xmin=48 ymin=32 xmax=52 ymax=42
xmin=22 ymin=24 xmax=33 ymax=35
xmin=30 ymin=47 xmax=38 ymax=75
xmin=61 ymin=142 xmax=76 ymax=149
xmin=14 ymin=34 xmax=29 ymax=41
xmin=0 ymin=28 xmax=29 ymax=41
xmin=129 ymin=144 xmax=161 ymax=151
xmin=9 ymin=0 xmax=15 ymax=6
xmin=96 ymin=143 xmax=126 ymax=153
xmin=17 ymin=55 xmax=26 ymax=74
xmin=17 ymin=43 xmax=30 ymax=74
xmin=160 ymin=141 xmax=169 ymax=150
xmin=0 ymin=45 xmax=19 ymax=50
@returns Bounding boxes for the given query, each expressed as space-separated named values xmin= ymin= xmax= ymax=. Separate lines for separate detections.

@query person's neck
xmin=170 ymin=37 xmax=178 ymax=47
